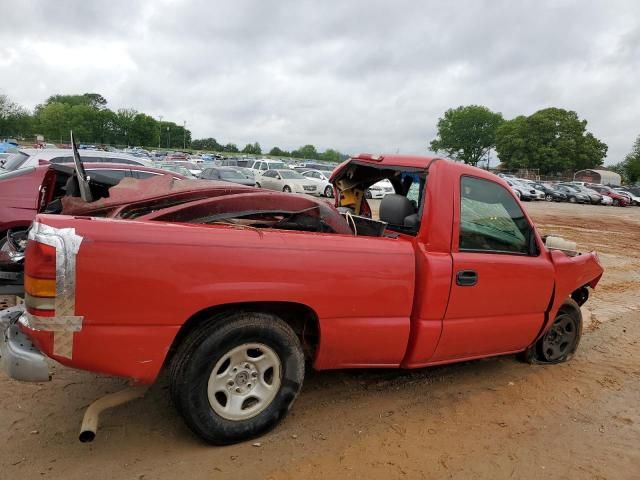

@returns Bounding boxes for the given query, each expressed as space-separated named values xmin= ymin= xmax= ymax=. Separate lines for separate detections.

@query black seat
xmin=379 ymin=194 xmax=417 ymax=227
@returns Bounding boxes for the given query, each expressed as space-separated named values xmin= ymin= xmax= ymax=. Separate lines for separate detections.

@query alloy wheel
xmin=540 ymin=314 xmax=578 ymax=362
xmin=207 ymin=343 xmax=282 ymax=421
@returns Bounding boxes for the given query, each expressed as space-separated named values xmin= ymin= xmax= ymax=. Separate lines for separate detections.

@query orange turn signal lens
xmin=25 ymin=275 xmax=56 ymax=298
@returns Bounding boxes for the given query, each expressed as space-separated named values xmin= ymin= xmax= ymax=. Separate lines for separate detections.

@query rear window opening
xmin=334 ymin=162 xmax=427 ymax=236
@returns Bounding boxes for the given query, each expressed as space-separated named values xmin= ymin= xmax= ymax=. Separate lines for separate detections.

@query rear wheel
xmin=545 ymin=194 xmax=553 ymax=202
xmin=520 ymin=299 xmax=582 ymax=364
xmin=568 ymin=196 xmax=577 ymax=203
xmin=365 ymin=190 xmax=373 ymax=199
xmin=169 ymin=312 xmax=305 ymax=445
xmin=324 ymin=185 xmax=334 ymax=198
xmin=613 ymin=199 xmax=620 ymax=207
xmin=255 ymin=182 xmax=261 ymax=188
xmin=283 ymin=186 xmax=291 ymax=193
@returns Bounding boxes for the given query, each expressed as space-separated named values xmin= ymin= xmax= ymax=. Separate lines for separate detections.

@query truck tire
xmin=169 ymin=312 xmax=305 ymax=445
xmin=519 ymin=299 xmax=582 ymax=364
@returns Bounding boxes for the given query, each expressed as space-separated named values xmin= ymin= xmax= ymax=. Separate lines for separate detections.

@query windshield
xmin=268 ymin=162 xmax=286 ymax=170
xmin=279 ymin=170 xmax=305 ymax=179
xmin=1 ymin=152 xmax=29 ymax=171
xmin=220 ymin=170 xmax=245 ymax=180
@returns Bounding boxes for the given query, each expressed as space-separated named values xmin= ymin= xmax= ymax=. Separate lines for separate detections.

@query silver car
xmin=255 ymin=169 xmax=319 ymax=195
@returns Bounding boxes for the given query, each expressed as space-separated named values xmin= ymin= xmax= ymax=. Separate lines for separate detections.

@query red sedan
xmin=586 ymin=184 xmax=631 ymax=206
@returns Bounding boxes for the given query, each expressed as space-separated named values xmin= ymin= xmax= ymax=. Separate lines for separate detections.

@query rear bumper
xmin=0 ymin=305 xmax=50 ymax=382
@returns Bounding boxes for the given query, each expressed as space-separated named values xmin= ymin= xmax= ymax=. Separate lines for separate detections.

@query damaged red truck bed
xmin=1 ymin=153 xmax=603 ymax=445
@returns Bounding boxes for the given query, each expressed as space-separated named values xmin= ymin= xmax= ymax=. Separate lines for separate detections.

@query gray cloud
xmin=1 ymin=0 xmax=639 ymax=163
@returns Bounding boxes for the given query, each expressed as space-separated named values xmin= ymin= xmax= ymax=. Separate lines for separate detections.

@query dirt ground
xmin=1 ymin=201 xmax=639 ymax=479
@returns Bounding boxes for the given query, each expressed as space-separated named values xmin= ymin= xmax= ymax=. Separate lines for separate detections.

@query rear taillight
xmin=25 ymin=240 xmax=56 ymax=279
xmin=24 ymin=240 xmax=56 ymax=316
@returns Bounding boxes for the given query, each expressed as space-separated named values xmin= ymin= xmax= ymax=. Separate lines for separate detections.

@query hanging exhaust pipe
xmin=79 ymin=385 xmax=148 ymax=443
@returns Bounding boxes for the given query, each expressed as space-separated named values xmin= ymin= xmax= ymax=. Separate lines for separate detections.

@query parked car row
xmin=189 ymin=160 xmax=395 ymax=200
xmin=498 ymin=174 xmax=635 ymax=207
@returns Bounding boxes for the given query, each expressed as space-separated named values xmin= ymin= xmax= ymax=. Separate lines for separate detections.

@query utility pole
xmin=158 ymin=115 xmax=163 ymax=148
xmin=183 ymin=120 xmax=186 ymax=150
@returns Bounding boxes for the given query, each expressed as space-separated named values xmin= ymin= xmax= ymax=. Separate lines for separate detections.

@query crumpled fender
xmin=541 ymin=249 xmax=603 ymax=336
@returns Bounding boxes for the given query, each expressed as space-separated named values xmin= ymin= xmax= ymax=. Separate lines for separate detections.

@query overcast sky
xmin=1 ymin=0 xmax=639 ymax=163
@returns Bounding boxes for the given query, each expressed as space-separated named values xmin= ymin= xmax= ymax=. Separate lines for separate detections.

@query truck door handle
xmin=456 ymin=270 xmax=478 ymax=286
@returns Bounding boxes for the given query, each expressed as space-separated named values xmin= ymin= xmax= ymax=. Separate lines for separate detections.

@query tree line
xmin=0 ymin=93 xmax=190 ymax=149
xmin=191 ymin=138 xmax=347 ymax=162
xmin=429 ymin=105 xmax=614 ymax=177
xmin=1 ymin=93 xmax=349 ymax=161
xmin=4 ymin=92 xmax=635 ymax=179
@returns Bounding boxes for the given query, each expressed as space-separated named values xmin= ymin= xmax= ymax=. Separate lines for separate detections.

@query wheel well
xmin=164 ymin=301 xmax=320 ymax=367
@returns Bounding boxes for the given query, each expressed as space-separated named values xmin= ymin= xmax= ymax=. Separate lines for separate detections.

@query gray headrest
xmin=379 ymin=194 xmax=416 ymax=225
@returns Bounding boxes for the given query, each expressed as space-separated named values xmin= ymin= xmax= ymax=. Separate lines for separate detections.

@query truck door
xmin=432 ymin=175 xmax=554 ymax=361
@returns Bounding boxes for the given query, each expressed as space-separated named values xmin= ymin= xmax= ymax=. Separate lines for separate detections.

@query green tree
xmin=0 ymin=94 xmax=32 ymax=138
xmin=115 ymin=108 xmax=137 ymax=145
xmin=192 ymin=138 xmax=223 ymax=151
xmin=130 ymin=113 xmax=158 ymax=146
xmin=224 ymin=143 xmax=239 ymax=153
xmin=614 ymin=135 xmax=640 ymax=184
xmin=269 ymin=146 xmax=289 ymax=156
xmin=44 ymin=93 xmax=107 ymax=109
xmin=430 ymin=105 xmax=504 ymax=166
xmin=320 ymin=148 xmax=343 ymax=163
xmin=68 ymin=104 xmax=97 ymax=141
xmin=95 ymin=108 xmax=117 ymax=144
xmin=241 ymin=143 xmax=255 ymax=154
xmin=35 ymin=102 xmax=71 ymax=143
xmin=292 ymin=144 xmax=319 ymax=159
xmin=241 ymin=142 xmax=261 ymax=154
xmin=495 ymin=108 xmax=608 ymax=174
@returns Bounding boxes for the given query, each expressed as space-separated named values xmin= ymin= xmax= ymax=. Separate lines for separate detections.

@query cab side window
xmin=459 ymin=176 xmax=534 ymax=255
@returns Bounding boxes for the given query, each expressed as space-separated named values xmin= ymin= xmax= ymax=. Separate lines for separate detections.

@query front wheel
xmin=613 ymin=199 xmax=620 ymax=207
xmin=169 ymin=312 xmax=305 ymax=445
xmin=324 ymin=185 xmax=334 ymax=198
xmin=365 ymin=190 xmax=373 ymax=199
xmin=255 ymin=182 xmax=261 ymax=189
xmin=545 ymin=194 xmax=553 ymax=202
xmin=520 ymin=299 xmax=582 ymax=364
xmin=568 ymin=196 xmax=577 ymax=203
xmin=283 ymin=185 xmax=292 ymax=193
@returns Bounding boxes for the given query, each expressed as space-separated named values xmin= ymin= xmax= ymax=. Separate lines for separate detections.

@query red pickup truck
xmin=0 ymin=153 xmax=603 ymax=445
